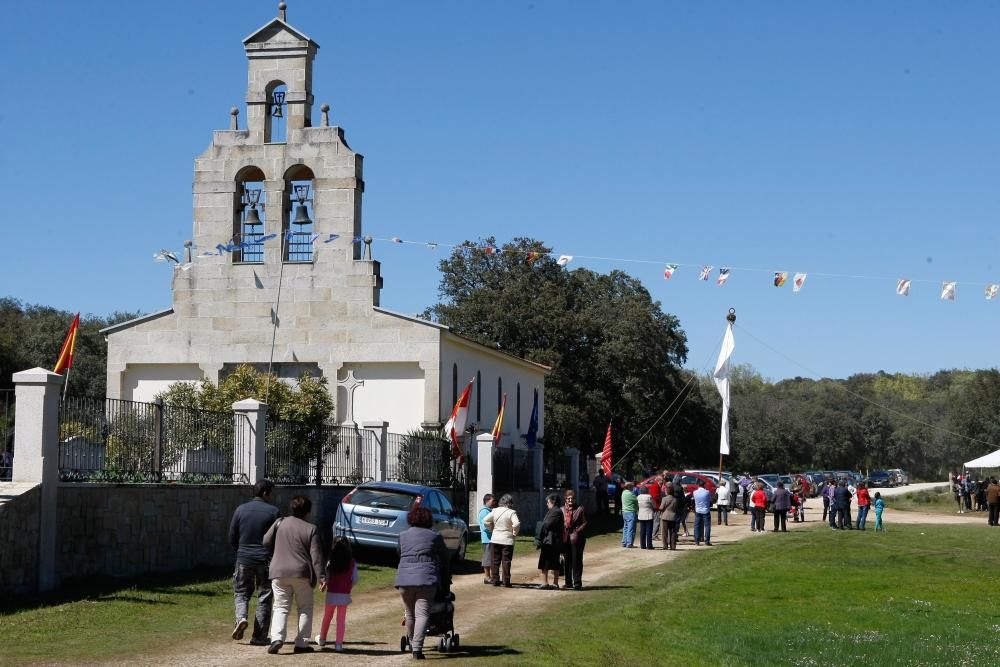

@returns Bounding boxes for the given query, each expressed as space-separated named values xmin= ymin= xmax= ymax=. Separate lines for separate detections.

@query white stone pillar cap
xmin=232 ymin=398 xmax=268 ymax=411
xmin=13 ymin=367 xmax=64 ymax=385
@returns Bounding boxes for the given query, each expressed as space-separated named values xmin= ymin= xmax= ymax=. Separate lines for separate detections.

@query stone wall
xmin=0 ymin=484 xmax=41 ymax=593
xmin=55 ymin=484 xmax=351 ymax=582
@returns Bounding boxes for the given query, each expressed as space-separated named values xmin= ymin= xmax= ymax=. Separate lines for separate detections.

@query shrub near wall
xmin=55 ymin=485 xmax=351 ymax=583
xmin=0 ymin=485 xmax=41 ymax=593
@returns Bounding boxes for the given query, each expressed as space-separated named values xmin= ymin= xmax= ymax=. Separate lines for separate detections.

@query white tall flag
xmin=713 ymin=323 xmax=735 ymax=456
xmin=941 ymin=281 xmax=956 ymax=301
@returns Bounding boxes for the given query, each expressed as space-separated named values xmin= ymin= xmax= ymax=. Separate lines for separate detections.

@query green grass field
xmin=3 ymin=517 xmax=996 ymax=666
xmin=473 ymin=523 xmax=1000 ymax=667
xmin=890 ymin=485 xmax=964 ymax=513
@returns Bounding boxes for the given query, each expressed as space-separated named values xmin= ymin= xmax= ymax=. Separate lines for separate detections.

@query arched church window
xmin=476 ymin=371 xmax=482 ymax=422
xmin=283 ymin=165 xmax=315 ymax=262
xmin=265 ymin=81 xmax=288 ymax=144
xmin=516 ymin=383 xmax=521 ymax=429
xmin=452 ymin=364 xmax=458 ymax=407
xmin=234 ymin=167 xmax=266 ymax=263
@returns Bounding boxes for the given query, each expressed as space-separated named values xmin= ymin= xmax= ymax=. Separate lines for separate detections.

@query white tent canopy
xmin=964 ymin=449 xmax=1000 ymax=469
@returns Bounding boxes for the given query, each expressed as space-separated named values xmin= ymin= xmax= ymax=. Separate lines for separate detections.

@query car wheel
xmin=452 ymin=533 xmax=467 ymax=564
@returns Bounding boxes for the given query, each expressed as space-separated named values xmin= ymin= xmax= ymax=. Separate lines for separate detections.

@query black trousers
xmin=563 ymin=539 xmax=585 ymax=588
xmin=773 ymin=509 xmax=787 ymax=532
xmin=490 ymin=543 xmax=514 ymax=585
xmin=822 ymin=496 xmax=830 ymax=521
xmin=837 ymin=506 xmax=853 ymax=529
xmin=988 ymin=502 xmax=999 ymax=526
xmin=596 ymin=490 xmax=609 ymax=515
xmin=752 ymin=507 xmax=766 ymax=532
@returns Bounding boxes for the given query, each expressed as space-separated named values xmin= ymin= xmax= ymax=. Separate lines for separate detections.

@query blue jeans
xmin=694 ymin=512 xmax=712 ymax=544
xmin=856 ymin=504 xmax=870 ymax=530
xmin=622 ymin=511 xmax=637 ymax=546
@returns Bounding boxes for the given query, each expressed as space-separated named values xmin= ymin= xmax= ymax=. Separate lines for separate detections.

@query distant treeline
xmin=0 ymin=298 xmax=141 ymax=398
xmin=699 ymin=365 xmax=1000 ymax=480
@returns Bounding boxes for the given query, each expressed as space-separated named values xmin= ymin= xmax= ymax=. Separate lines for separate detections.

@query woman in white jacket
xmin=483 ymin=494 xmax=520 ymax=587
xmin=636 ymin=487 xmax=655 ymax=549
xmin=716 ymin=480 xmax=731 ymax=526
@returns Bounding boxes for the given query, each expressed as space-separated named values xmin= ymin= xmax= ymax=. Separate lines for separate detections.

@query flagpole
xmin=62 ymin=365 xmax=71 ymax=401
xmin=717 ymin=308 xmax=736 ymax=486
xmin=265 ymin=232 xmax=290 ymax=404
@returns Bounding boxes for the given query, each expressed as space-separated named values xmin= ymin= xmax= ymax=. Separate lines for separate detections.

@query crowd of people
xmin=950 ymin=472 xmax=1000 ymax=525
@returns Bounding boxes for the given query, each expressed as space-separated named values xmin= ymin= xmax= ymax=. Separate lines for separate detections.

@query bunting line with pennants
xmin=156 ymin=233 xmax=1000 ymax=305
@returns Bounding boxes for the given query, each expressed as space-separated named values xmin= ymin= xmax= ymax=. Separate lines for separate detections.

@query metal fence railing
xmin=493 ymin=446 xmax=538 ymax=495
xmin=58 ymin=397 xmax=248 ymax=483
xmin=385 ymin=432 xmax=452 ymax=486
xmin=264 ymin=421 xmax=378 ymax=486
xmin=1 ymin=388 xmax=13 ymax=481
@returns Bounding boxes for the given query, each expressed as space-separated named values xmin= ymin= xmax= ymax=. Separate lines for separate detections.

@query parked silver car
xmin=333 ymin=481 xmax=469 ymax=562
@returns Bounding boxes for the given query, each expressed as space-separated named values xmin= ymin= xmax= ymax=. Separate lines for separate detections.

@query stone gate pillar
xmin=232 ymin=399 xmax=267 ymax=485
xmin=476 ymin=433 xmax=494 ymax=498
xmin=13 ymin=367 xmax=63 ymax=591
xmin=362 ymin=421 xmax=388 ymax=481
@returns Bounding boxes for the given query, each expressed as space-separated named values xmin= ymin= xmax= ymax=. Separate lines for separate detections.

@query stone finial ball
xmin=320 ymin=104 xmax=330 ymax=112
xmin=279 ymin=2 xmax=287 ymax=10
xmin=230 ymin=107 xmax=239 ymax=115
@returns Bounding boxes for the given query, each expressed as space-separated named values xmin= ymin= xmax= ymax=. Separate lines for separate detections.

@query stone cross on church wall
xmin=337 ymin=370 xmax=364 ymax=426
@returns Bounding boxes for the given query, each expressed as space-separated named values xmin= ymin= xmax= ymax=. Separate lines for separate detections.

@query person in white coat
xmin=483 ymin=494 xmax=520 ymax=587
xmin=716 ymin=480 xmax=731 ymax=526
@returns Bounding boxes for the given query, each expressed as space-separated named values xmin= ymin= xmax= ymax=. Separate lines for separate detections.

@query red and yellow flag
xmin=53 ymin=313 xmax=80 ymax=375
xmin=491 ymin=393 xmax=506 ymax=446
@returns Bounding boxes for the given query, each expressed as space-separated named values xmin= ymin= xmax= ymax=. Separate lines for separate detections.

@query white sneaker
xmin=315 ymin=635 xmax=326 ymax=647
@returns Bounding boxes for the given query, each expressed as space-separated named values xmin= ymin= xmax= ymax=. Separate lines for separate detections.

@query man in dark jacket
xmin=834 ymin=480 xmax=854 ymax=530
xmin=229 ymin=479 xmax=280 ymax=644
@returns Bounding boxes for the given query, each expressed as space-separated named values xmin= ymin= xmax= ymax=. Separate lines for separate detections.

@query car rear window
xmin=350 ymin=489 xmax=417 ymax=511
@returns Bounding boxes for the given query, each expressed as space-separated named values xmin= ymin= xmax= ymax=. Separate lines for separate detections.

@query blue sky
xmin=2 ymin=0 xmax=998 ymax=381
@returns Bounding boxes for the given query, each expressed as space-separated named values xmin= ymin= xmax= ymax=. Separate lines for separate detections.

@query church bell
xmin=292 ymin=204 xmax=312 ymax=225
xmin=244 ymin=207 xmax=263 ymax=226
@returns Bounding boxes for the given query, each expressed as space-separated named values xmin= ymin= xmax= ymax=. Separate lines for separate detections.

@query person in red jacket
xmin=855 ymin=482 xmax=872 ymax=530
xmin=647 ymin=477 xmax=663 ymax=540
xmin=750 ymin=483 xmax=768 ymax=533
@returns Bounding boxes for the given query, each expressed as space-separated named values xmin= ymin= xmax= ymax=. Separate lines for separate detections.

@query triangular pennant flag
xmin=426 ymin=242 xmax=438 ymax=250
xmin=793 ymin=273 xmax=807 ymax=292
xmin=258 ymin=233 xmax=278 ymax=243
xmin=483 ymin=246 xmax=496 ymax=255
xmin=986 ymin=284 xmax=1000 ymax=301
xmin=352 ymin=236 xmax=364 ymax=244
xmin=323 ymin=233 xmax=340 ymax=244
xmin=390 ymin=236 xmax=403 ymax=244
xmin=774 ymin=272 xmax=788 ymax=287
xmin=663 ymin=264 xmax=678 ymax=280
xmin=526 ymin=251 xmax=540 ymax=264
xmin=308 ymin=233 xmax=320 ymax=244
xmin=896 ymin=279 xmax=911 ymax=296
xmin=716 ymin=267 xmax=731 ymax=285
xmin=216 ymin=244 xmax=228 ymax=255
xmin=941 ymin=281 xmax=956 ymax=301
xmin=557 ymin=255 xmax=573 ymax=267
xmin=699 ymin=266 xmax=713 ymax=281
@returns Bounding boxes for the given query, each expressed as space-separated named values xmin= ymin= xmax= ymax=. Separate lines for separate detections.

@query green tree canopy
xmin=424 ymin=237 xmax=715 ymax=472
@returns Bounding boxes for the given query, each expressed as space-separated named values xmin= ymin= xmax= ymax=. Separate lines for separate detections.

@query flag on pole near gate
xmin=53 ymin=313 xmax=81 ymax=375
xmin=941 ymin=281 xmax=957 ymax=301
xmin=717 ymin=267 xmax=731 ymax=285
xmin=774 ymin=272 xmax=788 ymax=287
xmin=444 ymin=378 xmax=475 ymax=463
xmin=525 ymin=389 xmax=539 ymax=448
xmin=491 ymin=393 xmax=506 ymax=447
xmin=896 ymin=279 xmax=911 ymax=296
xmin=793 ymin=273 xmax=807 ymax=292
xmin=987 ymin=284 xmax=1000 ymax=301
xmin=699 ymin=265 xmax=713 ymax=281
xmin=600 ymin=423 xmax=613 ymax=476
xmin=663 ymin=264 xmax=678 ymax=280
xmin=713 ymin=321 xmax=735 ymax=455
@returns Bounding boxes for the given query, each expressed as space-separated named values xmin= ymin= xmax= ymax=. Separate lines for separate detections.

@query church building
xmin=102 ymin=3 xmax=547 ymax=443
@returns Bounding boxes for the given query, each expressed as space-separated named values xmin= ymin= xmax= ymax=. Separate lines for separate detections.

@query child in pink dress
xmin=317 ymin=537 xmax=358 ymax=652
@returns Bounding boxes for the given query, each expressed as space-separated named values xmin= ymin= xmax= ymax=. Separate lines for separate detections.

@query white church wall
xmin=440 ymin=335 xmax=546 ymax=449
xmin=123 ymin=364 xmax=204 ymax=404
xmin=339 ymin=362 xmax=425 ymax=432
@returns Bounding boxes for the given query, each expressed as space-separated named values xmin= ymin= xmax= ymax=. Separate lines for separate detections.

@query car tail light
xmin=341 ymin=488 xmax=358 ymax=504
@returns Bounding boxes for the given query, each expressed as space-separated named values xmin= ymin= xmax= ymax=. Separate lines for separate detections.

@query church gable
xmin=243 ymin=18 xmax=315 ymax=47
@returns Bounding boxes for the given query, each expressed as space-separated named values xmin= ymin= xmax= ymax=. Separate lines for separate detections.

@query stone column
xmin=476 ymin=433 xmax=494 ymax=498
xmin=12 ymin=367 xmax=63 ymax=591
xmin=232 ymin=399 xmax=267 ymax=485
xmin=362 ymin=421 xmax=388 ymax=481
xmin=565 ymin=448 xmax=580 ymax=494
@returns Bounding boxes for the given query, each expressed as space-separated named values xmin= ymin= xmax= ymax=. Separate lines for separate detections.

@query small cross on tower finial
xmin=278 ymin=2 xmax=287 ymax=21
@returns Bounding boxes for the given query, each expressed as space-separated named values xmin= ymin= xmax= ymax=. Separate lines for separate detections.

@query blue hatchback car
xmin=333 ymin=481 xmax=469 ymax=562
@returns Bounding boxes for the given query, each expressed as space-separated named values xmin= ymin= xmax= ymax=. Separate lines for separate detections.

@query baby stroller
xmin=400 ymin=588 xmax=460 ymax=653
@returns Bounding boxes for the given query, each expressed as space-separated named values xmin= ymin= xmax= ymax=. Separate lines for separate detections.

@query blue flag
xmin=525 ymin=388 xmax=539 ymax=448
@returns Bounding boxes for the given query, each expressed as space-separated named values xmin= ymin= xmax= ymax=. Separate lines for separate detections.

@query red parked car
xmin=639 ymin=472 xmax=718 ymax=496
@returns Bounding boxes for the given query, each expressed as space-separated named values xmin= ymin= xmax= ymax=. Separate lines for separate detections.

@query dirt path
xmin=133 ymin=485 xmax=970 ymax=666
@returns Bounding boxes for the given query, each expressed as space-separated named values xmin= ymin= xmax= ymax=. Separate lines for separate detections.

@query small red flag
xmin=53 ymin=313 xmax=81 ymax=375
xmin=491 ymin=393 xmax=506 ymax=447
xmin=600 ymin=423 xmax=613 ymax=476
